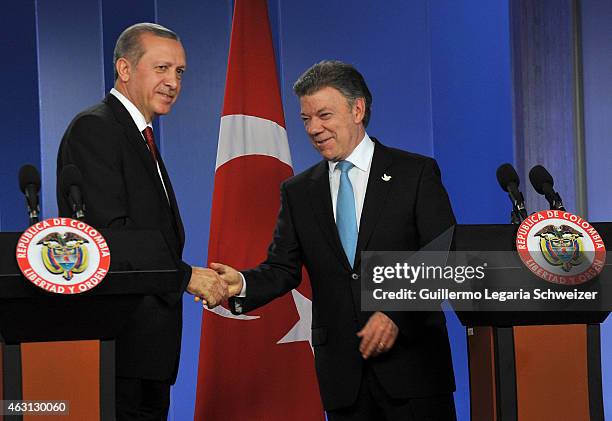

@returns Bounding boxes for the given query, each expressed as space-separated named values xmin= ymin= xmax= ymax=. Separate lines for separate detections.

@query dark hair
xmin=293 ymin=60 xmax=372 ymax=127
xmin=113 ymin=23 xmax=179 ymax=80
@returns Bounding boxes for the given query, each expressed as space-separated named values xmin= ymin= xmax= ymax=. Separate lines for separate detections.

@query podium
xmin=0 ymin=230 xmax=185 ymax=421
xmin=453 ymin=223 xmax=611 ymax=421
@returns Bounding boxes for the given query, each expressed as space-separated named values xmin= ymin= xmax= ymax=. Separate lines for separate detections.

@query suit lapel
xmin=308 ymin=161 xmax=353 ymax=271
xmin=104 ymin=95 xmax=162 ymax=188
xmin=104 ymin=94 xmax=183 ymax=243
xmin=156 ymin=156 xmax=186 ymax=250
xmin=355 ymin=140 xmax=393 ymax=267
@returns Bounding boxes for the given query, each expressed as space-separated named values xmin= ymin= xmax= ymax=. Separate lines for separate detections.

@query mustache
xmin=156 ymin=89 xmax=176 ymax=97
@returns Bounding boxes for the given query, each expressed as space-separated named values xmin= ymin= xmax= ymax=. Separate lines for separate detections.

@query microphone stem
xmin=510 ymin=210 xmax=521 ymax=225
xmin=28 ymin=209 xmax=39 ymax=226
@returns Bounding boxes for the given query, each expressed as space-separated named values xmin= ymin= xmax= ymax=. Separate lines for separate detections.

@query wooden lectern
xmin=0 ymin=230 xmax=185 ymax=421
xmin=453 ymin=224 xmax=610 ymax=421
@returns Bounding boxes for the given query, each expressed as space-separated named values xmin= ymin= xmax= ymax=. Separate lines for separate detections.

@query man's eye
xmin=156 ymin=65 xmax=168 ymax=71
xmin=177 ymin=68 xmax=185 ymax=79
xmin=320 ymin=113 xmax=331 ymax=119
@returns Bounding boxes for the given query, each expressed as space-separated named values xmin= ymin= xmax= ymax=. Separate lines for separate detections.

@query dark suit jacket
xmin=56 ymin=94 xmax=191 ymax=383
xmin=232 ymin=140 xmax=456 ymax=410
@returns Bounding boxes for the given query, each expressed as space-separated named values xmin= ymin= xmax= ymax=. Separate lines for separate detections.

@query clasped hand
xmin=187 ymin=263 xmax=244 ymax=308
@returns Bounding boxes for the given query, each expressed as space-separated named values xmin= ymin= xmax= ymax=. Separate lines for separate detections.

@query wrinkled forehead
xmin=139 ymin=34 xmax=186 ymax=62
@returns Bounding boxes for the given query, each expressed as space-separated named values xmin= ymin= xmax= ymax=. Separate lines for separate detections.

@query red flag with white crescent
xmin=194 ymin=1 xmax=324 ymax=419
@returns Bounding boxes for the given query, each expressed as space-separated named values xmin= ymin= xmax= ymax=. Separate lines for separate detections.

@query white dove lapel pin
xmin=381 ymin=173 xmax=392 ymax=182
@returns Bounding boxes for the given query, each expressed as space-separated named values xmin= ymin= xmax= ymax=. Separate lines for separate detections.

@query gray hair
xmin=113 ymin=23 xmax=179 ymax=80
xmin=293 ymin=60 xmax=372 ymax=128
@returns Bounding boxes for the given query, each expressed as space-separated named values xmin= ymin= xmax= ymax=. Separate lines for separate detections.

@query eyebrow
xmin=301 ymin=107 xmax=331 ymax=116
xmin=155 ymin=61 xmax=186 ymax=69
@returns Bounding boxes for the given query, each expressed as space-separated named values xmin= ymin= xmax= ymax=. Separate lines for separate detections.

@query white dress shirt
xmin=110 ymin=88 xmax=169 ymax=202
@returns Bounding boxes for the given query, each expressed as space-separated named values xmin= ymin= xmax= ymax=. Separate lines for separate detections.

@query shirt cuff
xmin=237 ymin=272 xmax=247 ymax=297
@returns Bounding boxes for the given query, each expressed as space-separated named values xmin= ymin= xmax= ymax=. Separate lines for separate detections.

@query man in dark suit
xmin=214 ymin=61 xmax=457 ymax=420
xmin=56 ymin=23 xmax=226 ymax=420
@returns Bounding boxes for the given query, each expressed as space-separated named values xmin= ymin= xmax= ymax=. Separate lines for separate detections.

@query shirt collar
xmin=328 ymin=133 xmax=375 ymax=174
xmin=110 ymin=88 xmax=152 ymax=132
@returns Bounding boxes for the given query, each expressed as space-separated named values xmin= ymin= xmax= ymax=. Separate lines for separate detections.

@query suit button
xmin=351 ymin=273 xmax=359 ymax=280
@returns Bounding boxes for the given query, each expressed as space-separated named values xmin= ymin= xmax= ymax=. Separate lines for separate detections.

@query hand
xmin=356 ymin=312 xmax=399 ymax=359
xmin=187 ymin=267 xmax=228 ymax=308
xmin=209 ymin=262 xmax=244 ymax=297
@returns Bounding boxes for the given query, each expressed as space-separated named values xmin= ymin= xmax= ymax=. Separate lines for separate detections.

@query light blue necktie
xmin=336 ymin=160 xmax=358 ymax=267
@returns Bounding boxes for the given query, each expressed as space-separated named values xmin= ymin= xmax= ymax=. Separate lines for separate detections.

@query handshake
xmin=186 ymin=262 xmax=243 ymax=308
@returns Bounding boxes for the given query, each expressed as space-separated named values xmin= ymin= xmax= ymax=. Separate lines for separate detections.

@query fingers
xmin=356 ymin=327 xmax=373 ymax=359
xmin=357 ymin=312 xmax=399 ymax=359
xmin=210 ymin=262 xmax=244 ymax=296
xmin=207 ymin=272 xmax=228 ymax=307
xmin=209 ymin=262 xmax=226 ymax=274
xmin=193 ymin=295 xmax=209 ymax=307
xmin=187 ymin=266 xmax=228 ymax=308
xmin=357 ymin=322 xmax=384 ymax=359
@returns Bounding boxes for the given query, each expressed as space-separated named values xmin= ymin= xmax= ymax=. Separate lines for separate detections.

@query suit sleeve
xmin=230 ymin=183 xmax=303 ymax=314
xmin=57 ymin=114 xmax=136 ymax=229
xmin=383 ymin=158 xmax=456 ymax=334
xmin=414 ymin=158 xmax=456 ymax=247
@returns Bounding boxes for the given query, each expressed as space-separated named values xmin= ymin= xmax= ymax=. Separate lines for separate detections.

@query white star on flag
xmin=277 ymin=289 xmax=313 ymax=353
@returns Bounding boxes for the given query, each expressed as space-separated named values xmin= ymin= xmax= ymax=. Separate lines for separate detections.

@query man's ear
xmin=116 ymin=57 xmax=131 ymax=83
xmin=352 ymin=97 xmax=366 ymax=124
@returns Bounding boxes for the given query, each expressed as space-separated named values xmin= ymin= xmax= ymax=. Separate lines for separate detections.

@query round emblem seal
xmin=516 ymin=210 xmax=606 ymax=285
xmin=15 ymin=218 xmax=111 ymax=294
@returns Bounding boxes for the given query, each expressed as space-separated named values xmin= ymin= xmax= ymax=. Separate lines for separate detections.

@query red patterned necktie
xmin=142 ymin=127 xmax=158 ymax=162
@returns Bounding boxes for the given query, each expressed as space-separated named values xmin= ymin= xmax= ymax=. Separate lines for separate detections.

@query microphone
xmin=529 ymin=165 xmax=566 ymax=211
xmin=496 ymin=163 xmax=529 ymax=223
xmin=18 ymin=164 xmax=41 ymax=225
xmin=61 ymin=164 xmax=86 ymax=220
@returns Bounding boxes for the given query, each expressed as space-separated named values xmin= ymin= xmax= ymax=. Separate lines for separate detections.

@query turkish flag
xmin=194 ymin=1 xmax=324 ymax=420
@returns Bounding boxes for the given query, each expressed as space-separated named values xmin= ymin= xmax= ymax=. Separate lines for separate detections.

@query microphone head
xmin=496 ymin=163 xmax=520 ymax=192
xmin=61 ymin=164 xmax=83 ymax=193
xmin=18 ymin=164 xmax=41 ymax=193
xmin=529 ymin=165 xmax=554 ymax=195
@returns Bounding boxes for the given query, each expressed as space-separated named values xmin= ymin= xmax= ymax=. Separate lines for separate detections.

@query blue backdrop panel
xmin=37 ymin=0 xmax=105 ymax=219
xmin=277 ymin=0 xmax=434 ymax=171
xmin=583 ymin=1 xmax=612 ymax=222
xmin=155 ymin=1 xmax=232 ymax=419
xmin=428 ymin=0 xmax=514 ymax=225
xmin=427 ymin=2 xmax=514 ymax=419
xmin=581 ymin=0 xmax=612 ymax=418
xmin=101 ymin=0 xmax=156 ymax=92
xmin=510 ymin=0 xmax=580 ymax=215
xmin=0 ymin=2 xmax=41 ymax=231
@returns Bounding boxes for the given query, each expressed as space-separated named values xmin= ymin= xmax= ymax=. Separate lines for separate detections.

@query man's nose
xmin=306 ymin=119 xmax=323 ymax=136
xmin=165 ymin=72 xmax=179 ymax=89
